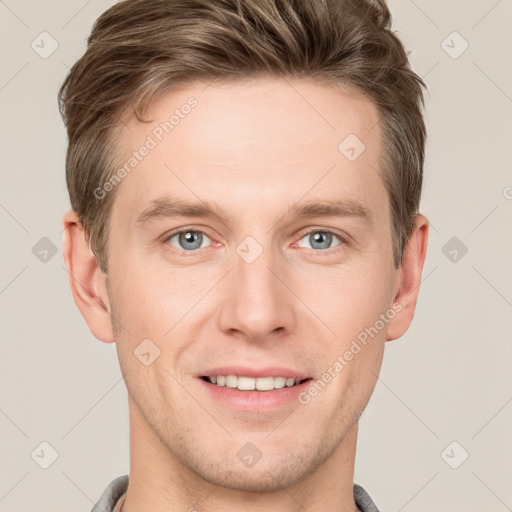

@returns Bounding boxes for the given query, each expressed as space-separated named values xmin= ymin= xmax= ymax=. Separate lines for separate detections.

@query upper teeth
xmin=208 ymin=375 xmax=299 ymax=391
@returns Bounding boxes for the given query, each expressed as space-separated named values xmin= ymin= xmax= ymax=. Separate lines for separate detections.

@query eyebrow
xmin=288 ymin=199 xmax=371 ymax=224
xmin=134 ymin=195 xmax=372 ymax=228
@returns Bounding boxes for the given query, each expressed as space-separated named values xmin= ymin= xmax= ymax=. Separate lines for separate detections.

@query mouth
xmin=196 ymin=368 xmax=314 ymax=411
xmin=199 ymin=375 xmax=313 ymax=391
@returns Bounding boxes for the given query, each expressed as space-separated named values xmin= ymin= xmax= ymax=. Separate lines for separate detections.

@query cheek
xmin=293 ymin=261 xmax=391 ymax=404
xmin=109 ymin=268 xmax=194 ymax=408
xmin=111 ymin=261 xmax=212 ymax=333
xmin=108 ymin=263 xmax=219 ymax=385
xmin=296 ymin=260 xmax=393 ymax=340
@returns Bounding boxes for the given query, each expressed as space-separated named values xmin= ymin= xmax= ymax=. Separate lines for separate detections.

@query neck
xmin=122 ymin=395 xmax=361 ymax=512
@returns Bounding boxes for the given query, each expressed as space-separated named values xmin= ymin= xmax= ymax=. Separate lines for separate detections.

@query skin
xmin=63 ymin=78 xmax=428 ymax=512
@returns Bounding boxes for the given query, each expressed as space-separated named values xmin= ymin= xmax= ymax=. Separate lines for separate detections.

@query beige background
xmin=1 ymin=0 xmax=511 ymax=511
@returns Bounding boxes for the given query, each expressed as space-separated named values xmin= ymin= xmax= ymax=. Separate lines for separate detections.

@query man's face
xmin=106 ymin=78 xmax=399 ymax=490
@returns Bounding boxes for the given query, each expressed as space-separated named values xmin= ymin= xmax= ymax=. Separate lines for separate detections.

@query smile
xmin=201 ymin=375 xmax=311 ymax=391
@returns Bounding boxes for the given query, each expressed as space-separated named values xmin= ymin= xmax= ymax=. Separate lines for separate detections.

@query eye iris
xmin=310 ymin=231 xmax=332 ymax=250
xmin=179 ymin=231 xmax=202 ymax=250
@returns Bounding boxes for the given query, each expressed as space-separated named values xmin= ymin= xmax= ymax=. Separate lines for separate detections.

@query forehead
xmin=111 ymin=77 xmax=386 ymax=226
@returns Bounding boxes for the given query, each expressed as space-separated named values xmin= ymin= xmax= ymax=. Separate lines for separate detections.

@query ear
xmin=62 ymin=210 xmax=115 ymax=343
xmin=386 ymin=214 xmax=429 ymax=341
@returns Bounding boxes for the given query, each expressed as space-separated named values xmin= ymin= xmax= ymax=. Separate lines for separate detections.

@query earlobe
xmin=62 ymin=210 xmax=115 ymax=343
xmin=386 ymin=214 xmax=429 ymax=341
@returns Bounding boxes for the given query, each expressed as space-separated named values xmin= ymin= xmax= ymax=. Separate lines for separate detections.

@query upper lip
xmin=198 ymin=366 xmax=312 ymax=380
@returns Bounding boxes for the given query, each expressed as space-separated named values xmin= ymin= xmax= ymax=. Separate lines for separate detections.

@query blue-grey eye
xmin=168 ymin=230 xmax=211 ymax=251
xmin=299 ymin=230 xmax=341 ymax=250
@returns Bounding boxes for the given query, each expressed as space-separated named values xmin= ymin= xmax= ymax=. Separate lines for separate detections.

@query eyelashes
xmin=294 ymin=229 xmax=343 ymax=251
xmin=163 ymin=227 xmax=345 ymax=255
xmin=165 ymin=229 xmax=212 ymax=252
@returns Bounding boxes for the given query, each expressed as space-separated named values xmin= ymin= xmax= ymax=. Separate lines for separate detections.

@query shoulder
xmin=354 ymin=483 xmax=381 ymax=512
xmin=91 ymin=475 xmax=129 ymax=512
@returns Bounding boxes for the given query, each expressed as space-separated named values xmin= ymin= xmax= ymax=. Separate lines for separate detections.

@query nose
xmin=217 ymin=241 xmax=298 ymax=343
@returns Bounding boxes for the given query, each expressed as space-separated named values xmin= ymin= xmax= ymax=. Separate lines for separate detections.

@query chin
xmin=191 ymin=458 xmax=313 ymax=493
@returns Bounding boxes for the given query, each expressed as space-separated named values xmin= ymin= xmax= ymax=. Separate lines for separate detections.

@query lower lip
xmin=197 ymin=377 xmax=313 ymax=412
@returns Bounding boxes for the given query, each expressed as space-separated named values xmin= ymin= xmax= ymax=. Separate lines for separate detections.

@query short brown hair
xmin=59 ymin=0 xmax=426 ymax=273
